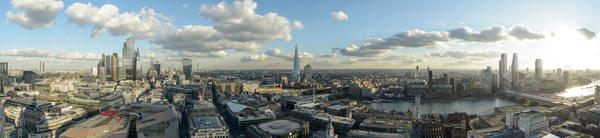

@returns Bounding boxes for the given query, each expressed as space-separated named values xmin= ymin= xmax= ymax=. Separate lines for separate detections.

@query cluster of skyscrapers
xmin=92 ymin=38 xmax=143 ymax=82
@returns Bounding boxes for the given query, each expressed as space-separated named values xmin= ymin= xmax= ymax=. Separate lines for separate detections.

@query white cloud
xmin=292 ymin=21 xmax=304 ymax=29
xmin=426 ymin=50 xmax=500 ymax=59
xmin=424 ymin=51 xmax=447 ymax=58
xmin=339 ymin=44 xmax=390 ymax=57
xmin=449 ymin=25 xmax=508 ymax=43
xmin=151 ymin=0 xmax=299 ymax=53
xmin=181 ymin=4 xmax=190 ymax=8
xmin=319 ymin=53 xmax=337 ymax=58
xmin=575 ymin=27 xmax=597 ymax=40
xmin=144 ymin=53 xmax=156 ymax=58
xmin=0 ymin=48 xmax=53 ymax=57
xmin=331 ymin=11 xmax=348 ymax=20
xmin=53 ymin=50 xmax=102 ymax=60
xmin=264 ymin=48 xmax=315 ymax=61
xmin=240 ymin=54 xmax=268 ymax=62
xmin=144 ymin=45 xmax=166 ymax=53
xmin=46 ymin=60 xmax=93 ymax=63
xmin=437 ymin=22 xmax=445 ymax=25
xmin=179 ymin=51 xmax=228 ymax=58
xmin=6 ymin=0 xmax=64 ymax=29
xmin=508 ymin=24 xmax=549 ymax=40
xmin=0 ymin=58 xmax=30 ymax=62
xmin=65 ymin=2 xmax=173 ymax=39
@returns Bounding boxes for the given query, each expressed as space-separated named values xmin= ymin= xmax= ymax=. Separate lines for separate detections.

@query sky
xmin=0 ymin=0 xmax=599 ymax=71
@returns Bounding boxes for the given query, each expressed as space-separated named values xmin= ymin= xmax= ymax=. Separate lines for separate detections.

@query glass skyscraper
xmin=535 ymin=59 xmax=542 ymax=80
xmin=291 ymin=44 xmax=301 ymax=82
xmin=122 ymin=38 xmax=135 ymax=80
xmin=182 ymin=58 xmax=192 ymax=80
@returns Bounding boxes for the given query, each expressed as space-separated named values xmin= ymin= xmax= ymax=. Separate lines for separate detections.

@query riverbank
xmin=347 ymin=94 xmax=506 ymax=102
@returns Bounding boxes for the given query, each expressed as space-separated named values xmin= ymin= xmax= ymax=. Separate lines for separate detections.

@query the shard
xmin=291 ymin=44 xmax=301 ymax=82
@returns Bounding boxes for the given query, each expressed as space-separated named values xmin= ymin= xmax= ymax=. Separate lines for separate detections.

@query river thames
xmin=359 ymin=81 xmax=600 ymax=116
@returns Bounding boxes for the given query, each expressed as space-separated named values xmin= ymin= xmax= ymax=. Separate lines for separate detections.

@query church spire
xmin=326 ymin=116 xmax=335 ymax=137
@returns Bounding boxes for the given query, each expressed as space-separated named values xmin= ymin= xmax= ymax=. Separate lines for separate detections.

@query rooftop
xmin=257 ymin=120 xmax=301 ymax=135
xmin=468 ymin=126 xmax=524 ymax=138
xmin=360 ymin=118 xmax=410 ymax=129
xmin=348 ymin=130 xmax=409 ymax=138
xmin=312 ymin=113 xmax=356 ymax=125
xmin=191 ymin=116 xmax=225 ymax=129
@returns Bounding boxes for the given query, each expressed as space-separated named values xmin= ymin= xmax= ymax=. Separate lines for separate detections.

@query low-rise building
xmin=466 ymin=126 xmax=524 ymax=138
xmin=188 ymin=116 xmax=230 ymax=138
xmin=311 ymin=114 xmax=355 ymax=136
xmin=226 ymin=102 xmax=272 ymax=134
xmin=358 ymin=118 xmax=411 ymax=134
xmin=246 ymin=118 xmax=309 ymax=138
xmin=347 ymin=130 xmax=409 ymax=138
xmin=505 ymin=109 xmax=548 ymax=137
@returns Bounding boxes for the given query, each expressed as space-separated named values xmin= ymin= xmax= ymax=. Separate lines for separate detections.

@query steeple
xmin=326 ymin=116 xmax=335 ymax=137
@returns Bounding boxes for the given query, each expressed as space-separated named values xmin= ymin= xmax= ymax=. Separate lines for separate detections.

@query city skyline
xmin=0 ymin=0 xmax=599 ymax=70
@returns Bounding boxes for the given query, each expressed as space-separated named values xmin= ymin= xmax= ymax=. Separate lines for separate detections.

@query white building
xmin=505 ymin=109 xmax=548 ymax=137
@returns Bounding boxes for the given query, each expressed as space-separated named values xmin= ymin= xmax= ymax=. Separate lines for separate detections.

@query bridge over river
xmin=499 ymin=90 xmax=572 ymax=107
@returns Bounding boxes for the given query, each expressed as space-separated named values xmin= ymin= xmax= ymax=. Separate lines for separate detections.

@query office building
xmin=153 ymin=62 xmax=161 ymax=75
xmin=105 ymin=55 xmax=111 ymax=75
xmin=505 ymin=109 xmax=548 ymax=137
xmin=467 ymin=126 xmax=524 ymax=138
xmin=311 ymin=114 xmax=355 ymax=136
xmin=91 ymin=68 xmax=98 ymax=76
xmin=189 ymin=116 xmax=230 ymax=138
xmin=358 ymin=118 xmax=411 ymax=134
xmin=23 ymin=71 xmax=36 ymax=90
xmin=98 ymin=67 xmax=106 ymax=83
xmin=291 ymin=44 xmax=301 ymax=82
xmin=499 ymin=53 xmax=507 ymax=89
xmin=135 ymin=48 xmax=142 ymax=80
xmin=111 ymin=53 xmax=118 ymax=81
xmin=123 ymin=38 xmax=135 ymax=80
xmin=1 ymin=62 xmax=8 ymax=85
xmin=226 ymin=102 xmax=272 ymax=133
xmin=117 ymin=66 xmax=126 ymax=81
xmin=347 ymin=130 xmax=409 ymax=138
xmin=512 ymin=53 xmax=519 ymax=90
xmin=535 ymin=59 xmax=542 ymax=80
xmin=182 ymin=58 xmax=193 ymax=80
xmin=246 ymin=118 xmax=309 ymax=138
xmin=60 ymin=108 xmax=128 ymax=138
xmin=556 ymin=68 xmax=562 ymax=77
xmin=304 ymin=64 xmax=312 ymax=82
xmin=40 ymin=61 xmax=45 ymax=74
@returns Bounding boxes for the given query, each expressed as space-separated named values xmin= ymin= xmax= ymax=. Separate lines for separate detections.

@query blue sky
xmin=0 ymin=0 xmax=598 ymax=70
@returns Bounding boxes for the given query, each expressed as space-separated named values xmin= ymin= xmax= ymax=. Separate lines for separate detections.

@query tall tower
xmin=182 ymin=58 xmax=193 ymax=80
xmin=99 ymin=67 xmax=106 ymax=83
xmin=106 ymin=55 xmax=111 ymax=75
xmin=0 ymin=62 xmax=8 ymax=86
xmin=416 ymin=66 xmax=419 ymax=77
xmin=500 ymin=53 xmax=507 ymax=89
xmin=39 ymin=61 xmax=45 ymax=74
xmin=291 ymin=44 xmax=301 ymax=82
xmin=304 ymin=64 xmax=312 ymax=82
xmin=512 ymin=53 xmax=519 ymax=90
xmin=123 ymin=38 xmax=135 ymax=80
xmin=535 ymin=59 xmax=542 ymax=80
xmin=111 ymin=53 xmax=119 ymax=81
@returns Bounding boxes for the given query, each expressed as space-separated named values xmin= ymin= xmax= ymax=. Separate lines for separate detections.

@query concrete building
xmin=246 ymin=118 xmax=309 ymax=138
xmin=347 ymin=130 xmax=409 ymax=138
xmin=60 ymin=109 xmax=128 ymax=138
xmin=505 ymin=109 xmax=548 ymax=137
xmin=23 ymin=71 xmax=36 ymax=90
xmin=226 ymin=102 xmax=272 ymax=133
xmin=40 ymin=61 xmax=45 ymax=74
xmin=311 ymin=114 xmax=355 ymax=137
xmin=188 ymin=116 xmax=230 ymax=138
xmin=30 ymin=114 xmax=75 ymax=138
xmin=0 ymin=62 xmax=8 ymax=86
xmin=98 ymin=67 xmax=106 ymax=83
xmin=304 ymin=64 xmax=312 ymax=82
xmin=535 ymin=59 xmax=542 ymax=80
xmin=358 ymin=118 xmax=411 ymax=134
xmin=111 ymin=53 xmax=118 ymax=81
xmin=596 ymin=85 xmax=600 ymax=104
xmin=467 ymin=126 xmax=524 ymax=138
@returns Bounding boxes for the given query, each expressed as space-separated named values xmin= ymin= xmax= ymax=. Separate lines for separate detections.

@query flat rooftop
xmin=360 ymin=118 xmax=410 ymax=129
xmin=348 ymin=130 xmax=409 ymax=138
xmin=191 ymin=116 xmax=224 ymax=129
xmin=312 ymin=113 xmax=356 ymax=125
xmin=72 ymin=110 xmax=119 ymax=129
xmin=258 ymin=120 xmax=301 ymax=135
